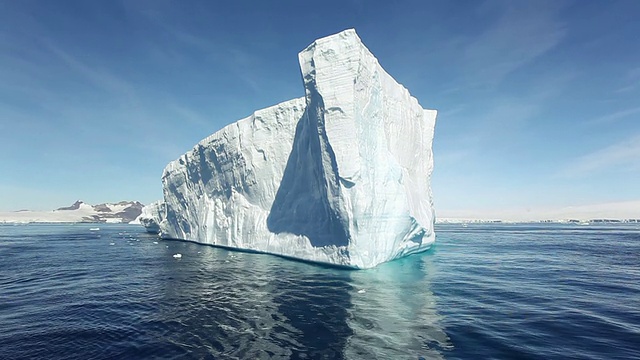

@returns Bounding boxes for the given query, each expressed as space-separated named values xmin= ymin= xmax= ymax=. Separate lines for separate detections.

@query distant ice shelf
xmin=151 ymin=29 xmax=437 ymax=269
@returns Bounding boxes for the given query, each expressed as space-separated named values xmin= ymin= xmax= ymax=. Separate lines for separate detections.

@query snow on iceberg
xmin=159 ymin=29 xmax=436 ymax=268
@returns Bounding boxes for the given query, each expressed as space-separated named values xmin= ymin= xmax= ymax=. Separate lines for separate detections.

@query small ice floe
xmin=153 ymin=241 xmax=158 ymax=244
xmin=90 ymin=228 xmax=100 ymax=231
xmin=357 ymin=289 xmax=366 ymax=294
xmin=173 ymin=253 xmax=182 ymax=259
xmin=109 ymin=243 xmax=115 ymax=246
xmin=197 ymin=251 xmax=201 ymax=254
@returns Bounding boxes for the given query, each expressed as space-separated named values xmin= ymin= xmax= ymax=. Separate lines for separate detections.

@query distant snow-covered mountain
xmin=0 ymin=200 xmax=144 ymax=224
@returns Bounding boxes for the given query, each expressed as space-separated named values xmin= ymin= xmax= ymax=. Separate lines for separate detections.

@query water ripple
xmin=1 ymin=223 xmax=639 ymax=359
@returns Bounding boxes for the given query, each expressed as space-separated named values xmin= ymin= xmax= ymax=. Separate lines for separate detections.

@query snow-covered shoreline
xmin=0 ymin=200 xmax=143 ymax=224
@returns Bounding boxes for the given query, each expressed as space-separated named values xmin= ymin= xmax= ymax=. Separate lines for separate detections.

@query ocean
xmin=1 ymin=223 xmax=638 ymax=359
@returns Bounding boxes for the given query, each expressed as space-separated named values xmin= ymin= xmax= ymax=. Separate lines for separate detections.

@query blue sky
xmin=1 ymin=0 xmax=639 ymax=214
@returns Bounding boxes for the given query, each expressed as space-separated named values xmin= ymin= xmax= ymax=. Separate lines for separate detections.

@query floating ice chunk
xmin=173 ymin=253 xmax=182 ymax=259
xmin=109 ymin=243 xmax=115 ymax=246
xmin=357 ymin=289 xmax=366 ymax=294
xmin=90 ymin=228 xmax=100 ymax=231
xmin=153 ymin=241 xmax=158 ymax=244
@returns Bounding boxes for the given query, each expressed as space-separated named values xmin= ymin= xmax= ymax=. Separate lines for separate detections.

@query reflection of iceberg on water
xmin=345 ymin=256 xmax=451 ymax=359
xmin=151 ymin=240 xmax=448 ymax=358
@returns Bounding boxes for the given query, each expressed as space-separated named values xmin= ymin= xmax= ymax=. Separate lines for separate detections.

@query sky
xmin=1 ymin=0 xmax=639 ymax=217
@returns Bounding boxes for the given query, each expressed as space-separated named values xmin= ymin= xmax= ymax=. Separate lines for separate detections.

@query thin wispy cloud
xmin=614 ymin=66 xmax=640 ymax=93
xmin=588 ymin=106 xmax=640 ymax=125
xmin=168 ymin=103 xmax=214 ymax=130
xmin=0 ymin=41 xmax=68 ymax=115
xmin=442 ymin=69 xmax=573 ymax=152
xmin=44 ymin=40 xmax=138 ymax=101
xmin=559 ymin=134 xmax=640 ymax=177
xmin=437 ymin=105 xmax=467 ymax=118
xmin=627 ymin=67 xmax=640 ymax=79
xmin=615 ymin=84 xmax=637 ymax=94
xmin=144 ymin=19 xmax=266 ymax=94
xmin=459 ymin=0 xmax=567 ymax=87
xmin=168 ymin=27 xmax=219 ymax=54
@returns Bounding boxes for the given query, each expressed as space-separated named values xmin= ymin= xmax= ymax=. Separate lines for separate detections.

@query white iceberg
xmin=158 ymin=29 xmax=436 ymax=268
xmin=136 ymin=201 xmax=165 ymax=234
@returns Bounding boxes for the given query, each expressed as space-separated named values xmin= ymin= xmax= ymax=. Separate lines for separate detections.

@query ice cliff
xmin=159 ymin=29 xmax=436 ymax=268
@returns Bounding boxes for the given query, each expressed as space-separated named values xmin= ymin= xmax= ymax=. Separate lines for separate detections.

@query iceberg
xmin=159 ymin=29 xmax=436 ymax=268
xmin=137 ymin=200 xmax=165 ymax=234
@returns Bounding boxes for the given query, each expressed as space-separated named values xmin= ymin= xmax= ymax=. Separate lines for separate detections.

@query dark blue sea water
xmin=1 ymin=223 xmax=639 ymax=359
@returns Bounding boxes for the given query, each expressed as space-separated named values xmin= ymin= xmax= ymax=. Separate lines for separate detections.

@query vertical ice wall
xmin=295 ymin=29 xmax=437 ymax=267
